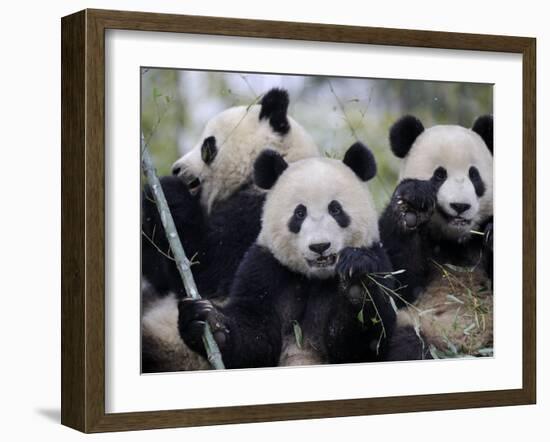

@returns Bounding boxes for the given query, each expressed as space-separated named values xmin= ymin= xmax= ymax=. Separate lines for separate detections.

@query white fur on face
xmin=400 ymin=125 xmax=493 ymax=239
xmin=172 ymin=105 xmax=319 ymax=213
xmin=257 ymin=158 xmax=379 ymax=279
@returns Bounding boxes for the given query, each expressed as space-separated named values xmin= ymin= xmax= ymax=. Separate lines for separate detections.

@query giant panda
xmin=380 ymin=115 xmax=494 ymax=361
xmin=142 ymin=88 xmax=320 ymax=372
xmin=177 ymin=142 xmax=397 ymax=369
xmin=142 ymin=88 xmax=319 ymax=299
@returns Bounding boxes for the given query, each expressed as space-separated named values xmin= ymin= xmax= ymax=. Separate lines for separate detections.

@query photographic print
xmin=61 ymin=9 xmax=535 ymax=431
xmin=140 ymin=69 xmax=493 ymax=373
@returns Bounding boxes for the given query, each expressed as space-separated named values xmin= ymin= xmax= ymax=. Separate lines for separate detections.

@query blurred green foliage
xmin=141 ymin=68 xmax=492 ymax=210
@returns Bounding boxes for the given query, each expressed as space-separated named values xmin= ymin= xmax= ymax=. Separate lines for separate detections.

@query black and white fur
xmin=178 ymin=143 xmax=397 ymax=369
xmin=381 ymin=115 xmax=494 ymax=360
xmin=142 ymin=88 xmax=320 ymax=372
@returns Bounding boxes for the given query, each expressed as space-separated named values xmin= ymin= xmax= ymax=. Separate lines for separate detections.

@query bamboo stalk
xmin=141 ymin=135 xmax=225 ymax=369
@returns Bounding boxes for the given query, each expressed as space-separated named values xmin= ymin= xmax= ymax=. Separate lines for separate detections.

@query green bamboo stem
xmin=141 ymin=135 xmax=225 ymax=370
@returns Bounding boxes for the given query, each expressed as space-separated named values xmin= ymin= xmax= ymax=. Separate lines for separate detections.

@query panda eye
xmin=294 ymin=205 xmax=307 ymax=220
xmin=328 ymin=200 xmax=342 ymax=215
xmin=433 ymin=166 xmax=447 ymax=181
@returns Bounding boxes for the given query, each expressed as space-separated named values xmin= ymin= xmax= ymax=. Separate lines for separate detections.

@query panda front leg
xmin=178 ymin=298 xmax=282 ymax=369
xmin=326 ymin=244 xmax=397 ymax=363
xmin=379 ymin=178 xmax=437 ymax=304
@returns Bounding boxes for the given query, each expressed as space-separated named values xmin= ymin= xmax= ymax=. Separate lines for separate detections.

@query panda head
xmin=255 ymin=142 xmax=379 ymax=279
xmin=389 ymin=115 xmax=493 ymax=240
xmin=171 ymin=88 xmax=320 ymax=213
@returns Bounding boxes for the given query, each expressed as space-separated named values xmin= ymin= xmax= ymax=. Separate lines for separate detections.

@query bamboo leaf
xmin=389 ymin=296 xmax=398 ymax=314
xmin=442 ymin=334 xmax=458 ymax=355
xmin=357 ymin=309 xmax=364 ymax=324
xmin=413 ymin=317 xmax=426 ymax=358
xmin=463 ymin=323 xmax=477 ymax=335
xmin=444 ymin=263 xmax=475 ymax=273
xmin=293 ymin=320 xmax=303 ymax=349
xmin=429 ymin=345 xmax=441 ymax=359
xmin=446 ymin=294 xmax=464 ymax=304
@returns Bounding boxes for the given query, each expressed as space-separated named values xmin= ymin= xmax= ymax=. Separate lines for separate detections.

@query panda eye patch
xmin=433 ymin=166 xmax=447 ymax=181
xmin=328 ymin=200 xmax=351 ymax=228
xmin=469 ymin=166 xmax=486 ymax=197
xmin=288 ymin=204 xmax=307 ymax=233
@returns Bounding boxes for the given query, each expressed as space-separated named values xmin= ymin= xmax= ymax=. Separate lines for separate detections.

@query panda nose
xmin=309 ymin=242 xmax=331 ymax=255
xmin=172 ymin=165 xmax=181 ymax=176
xmin=450 ymin=203 xmax=471 ymax=215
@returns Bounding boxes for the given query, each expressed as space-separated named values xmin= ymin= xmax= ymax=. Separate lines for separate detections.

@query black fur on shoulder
xmin=254 ymin=149 xmax=288 ymax=189
xmin=342 ymin=142 xmax=377 ymax=181
xmin=472 ymin=115 xmax=493 ymax=154
xmin=141 ymin=178 xmax=265 ymax=299
xmin=196 ymin=185 xmax=266 ymax=297
xmin=259 ymin=88 xmax=290 ymax=135
xmin=141 ymin=176 xmax=204 ymax=296
xmin=389 ymin=115 xmax=424 ymax=158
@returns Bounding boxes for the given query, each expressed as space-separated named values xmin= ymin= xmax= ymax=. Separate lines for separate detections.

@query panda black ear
xmin=472 ymin=115 xmax=493 ymax=154
xmin=343 ymin=142 xmax=377 ymax=182
xmin=259 ymin=88 xmax=290 ymax=135
xmin=254 ymin=149 xmax=289 ymax=189
xmin=389 ymin=115 xmax=424 ymax=158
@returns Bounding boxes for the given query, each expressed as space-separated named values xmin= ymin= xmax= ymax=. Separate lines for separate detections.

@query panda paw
xmin=178 ymin=299 xmax=228 ymax=356
xmin=392 ymin=179 xmax=436 ymax=231
xmin=336 ymin=246 xmax=384 ymax=281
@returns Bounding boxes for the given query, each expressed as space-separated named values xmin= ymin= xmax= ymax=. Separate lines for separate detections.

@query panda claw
xmin=179 ymin=299 xmax=213 ymax=323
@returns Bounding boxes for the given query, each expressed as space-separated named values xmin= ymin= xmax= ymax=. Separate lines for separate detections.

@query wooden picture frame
xmin=61 ymin=8 xmax=536 ymax=433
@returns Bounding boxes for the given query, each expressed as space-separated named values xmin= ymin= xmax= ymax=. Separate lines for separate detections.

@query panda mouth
xmin=186 ymin=177 xmax=201 ymax=195
xmin=437 ymin=207 xmax=472 ymax=227
xmin=307 ymin=254 xmax=337 ymax=268
xmin=448 ymin=217 xmax=471 ymax=227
